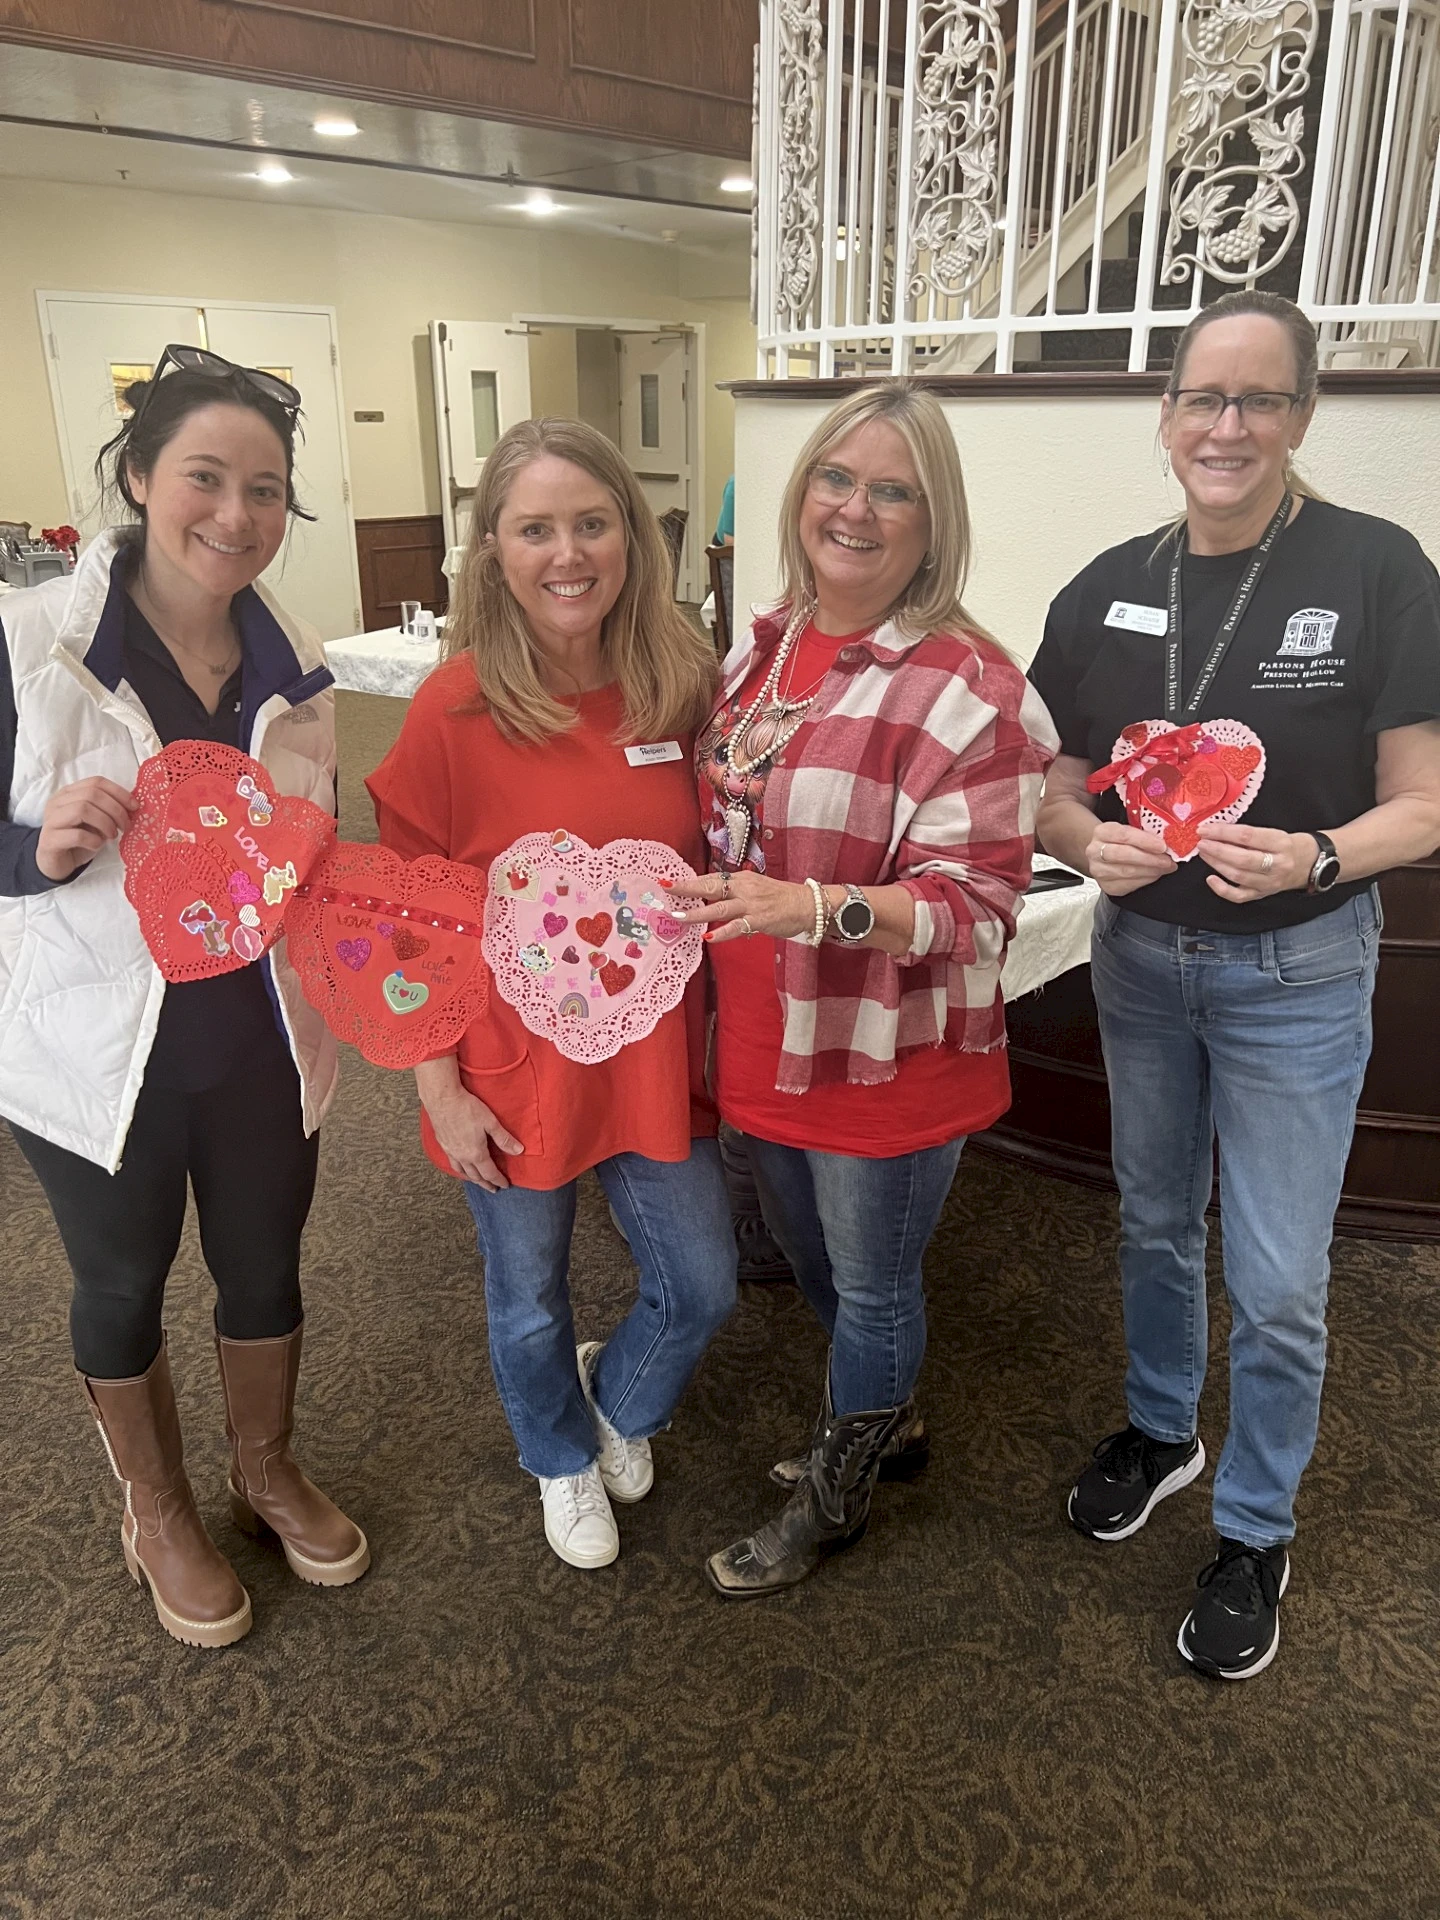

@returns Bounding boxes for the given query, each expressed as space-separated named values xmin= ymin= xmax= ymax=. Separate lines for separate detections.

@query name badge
xmin=624 ymin=740 xmax=683 ymax=767
xmin=1105 ymin=601 xmax=1169 ymax=637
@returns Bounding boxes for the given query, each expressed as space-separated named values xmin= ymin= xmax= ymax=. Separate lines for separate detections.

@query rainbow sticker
xmin=557 ymin=991 xmax=589 ymax=1020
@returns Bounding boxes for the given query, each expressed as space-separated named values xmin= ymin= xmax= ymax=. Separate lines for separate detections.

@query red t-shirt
xmin=368 ymin=656 xmax=715 ymax=1189
xmin=698 ymin=622 xmax=1010 ymax=1156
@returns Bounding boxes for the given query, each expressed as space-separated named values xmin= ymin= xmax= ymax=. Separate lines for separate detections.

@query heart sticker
xmin=483 ymin=830 xmax=704 ymax=1063
xmin=1088 ymin=718 xmax=1266 ymax=859
xmin=121 ymin=741 xmax=336 ymax=981
xmin=285 ymin=841 xmax=490 ymax=1068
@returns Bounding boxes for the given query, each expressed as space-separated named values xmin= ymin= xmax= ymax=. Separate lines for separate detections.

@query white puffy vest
xmin=0 ymin=529 xmax=339 ymax=1171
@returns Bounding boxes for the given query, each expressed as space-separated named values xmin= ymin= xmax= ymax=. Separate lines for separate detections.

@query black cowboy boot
xmin=706 ymin=1374 xmax=903 ymax=1598
xmin=770 ymin=1393 xmax=930 ymax=1489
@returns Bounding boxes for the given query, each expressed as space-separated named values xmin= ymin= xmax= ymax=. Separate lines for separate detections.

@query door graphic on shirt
xmin=1277 ymin=608 xmax=1339 ymax=655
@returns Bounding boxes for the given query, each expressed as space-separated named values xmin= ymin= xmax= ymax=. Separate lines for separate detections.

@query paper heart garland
xmin=1087 ymin=718 xmax=1266 ymax=860
xmin=483 ymin=830 xmax=704 ymax=1063
xmin=121 ymin=741 xmax=336 ymax=981
xmin=284 ymin=841 xmax=490 ymax=1068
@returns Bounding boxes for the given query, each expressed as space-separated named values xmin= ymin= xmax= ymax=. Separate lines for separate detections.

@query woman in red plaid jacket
xmin=672 ymin=379 xmax=1058 ymax=1597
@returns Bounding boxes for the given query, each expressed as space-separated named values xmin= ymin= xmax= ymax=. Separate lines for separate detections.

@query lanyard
xmin=1164 ymin=492 xmax=1291 ymax=722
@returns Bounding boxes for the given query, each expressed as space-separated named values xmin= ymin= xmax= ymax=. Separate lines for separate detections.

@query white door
xmin=617 ymin=331 xmax=693 ymax=599
xmin=429 ymin=321 xmax=533 ymax=553
xmin=40 ymin=295 xmax=361 ymax=640
xmin=40 ymin=297 xmax=205 ymax=531
xmin=202 ymin=306 xmax=362 ymax=639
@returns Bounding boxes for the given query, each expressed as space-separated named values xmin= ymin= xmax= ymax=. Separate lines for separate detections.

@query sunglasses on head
xmin=141 ymin=344 xmax=302 ymax=417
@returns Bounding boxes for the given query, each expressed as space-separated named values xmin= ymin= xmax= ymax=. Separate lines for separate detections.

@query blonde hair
xmin=775 ymin=377 xmax=985 ymax=641
xmin=441 ymin=416 xmax=717 ymax=743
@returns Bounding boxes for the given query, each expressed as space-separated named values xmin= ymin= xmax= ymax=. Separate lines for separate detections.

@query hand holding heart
xmin=1195 ymin=822 xmax=1315 ymax=903
xmin=1085 ymin=821 xmax=1178 ymax=898
xmin=669 ymin=869 xmax=815 ymax=943
xmin=37 ymin=777 xmax=135 ymax=881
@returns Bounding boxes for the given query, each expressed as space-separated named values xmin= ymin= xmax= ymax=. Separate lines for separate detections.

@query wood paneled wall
xmin=0 ymin=0 xmax=756 ymax=155
xmin=978 ymin=857 xmax=1440 ymax=1243
xmin=355 ymin=513 xmax=446 ymax=634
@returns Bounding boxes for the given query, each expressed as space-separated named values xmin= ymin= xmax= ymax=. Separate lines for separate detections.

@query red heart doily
xmin=284 ymin=841 xmax=490 ymax=1068
xmin=121 ymin=742 xmax=336 ymax=981
xmin=1088 ymin=718 xmax=1266 ymax=859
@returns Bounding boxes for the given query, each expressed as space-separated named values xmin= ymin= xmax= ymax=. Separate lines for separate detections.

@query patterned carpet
xmin=2 ymin=692 xmax=1438 ymax=1920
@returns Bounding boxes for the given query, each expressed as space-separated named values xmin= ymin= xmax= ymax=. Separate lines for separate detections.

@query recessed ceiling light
xmin=313 ymin=116 xmax=359 ymax=138
xmin=522 ymin=193 xmax=559 ymax=216
xmin=721 ymin=175 xmax=753 ymax=193
xmin=254 ymin=162 xmax=294 ymax=184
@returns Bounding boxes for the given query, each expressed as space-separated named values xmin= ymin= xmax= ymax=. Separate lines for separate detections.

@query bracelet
xmin=803 ymin=876 xmax=828 ymax=947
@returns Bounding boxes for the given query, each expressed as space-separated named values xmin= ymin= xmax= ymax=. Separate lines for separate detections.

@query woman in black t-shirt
xmin=1029 ymin=291 xmax=1440 ymax=1682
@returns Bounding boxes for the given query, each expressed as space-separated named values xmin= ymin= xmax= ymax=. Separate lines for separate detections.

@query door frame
xmin=515 ymin=311 xmax=706 ymax=603
xmin=35 ymin=288 xmax=363 ymax=624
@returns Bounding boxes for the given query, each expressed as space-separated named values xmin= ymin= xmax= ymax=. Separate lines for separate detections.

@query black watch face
xmin=838 ymin=897 xmax=873 ymax=937
xmin=1315 ymin=855 xmax=1342 ymax=891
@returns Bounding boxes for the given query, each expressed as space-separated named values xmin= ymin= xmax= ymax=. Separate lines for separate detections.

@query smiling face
xmin=1161 ymin=314 xmax=1313 ymax=539
xmin=126 ymin=401 xmax=290 ymax=601
xmin=797 ymin=419 xmax=932 ymax=632
xmin=491 ymin=454 xmax=628 ymax=656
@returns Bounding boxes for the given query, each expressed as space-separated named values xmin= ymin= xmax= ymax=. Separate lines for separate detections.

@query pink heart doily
xmin=482 ymin=830 xmax=704 ymax=1063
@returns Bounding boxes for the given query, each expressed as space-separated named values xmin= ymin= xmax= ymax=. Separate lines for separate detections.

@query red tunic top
xmin=698 ymin=623 xmax=1010 ymax=1156
xmin=368 ymin=656 xmax=715 ymax=1189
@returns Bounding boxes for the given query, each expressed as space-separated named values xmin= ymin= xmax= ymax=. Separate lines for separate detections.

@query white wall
xmin=734 ymin=388 xmax=1440 ymax=664
xmin=0 ymin=176 xmax=752 ymax=540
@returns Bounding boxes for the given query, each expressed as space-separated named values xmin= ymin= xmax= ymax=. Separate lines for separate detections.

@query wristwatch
xmin=833 ymin=883 xmax=876 ymax=943
xmin=1306 ymin=830 xmax=1342 ymax=894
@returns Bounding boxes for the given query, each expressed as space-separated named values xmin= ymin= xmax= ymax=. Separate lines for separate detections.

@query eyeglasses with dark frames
xmin=139 ymin=344 xmax=303 ymax=419
xmin=1168 ymin=389 xmax=1302 ymax=428
xmin=807 ymin=463 xmax=926 ymax=514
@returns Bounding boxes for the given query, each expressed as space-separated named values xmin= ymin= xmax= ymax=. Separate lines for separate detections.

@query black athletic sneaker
xmin=1067 ymin=1423 xmax=1206 ymax=1541
xmin=1178 ymin=1538 xmax=1290 ymax=1680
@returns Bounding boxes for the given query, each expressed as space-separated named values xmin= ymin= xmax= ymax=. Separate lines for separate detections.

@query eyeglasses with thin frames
xmin=1168 ymin=389 xmax=1302 ymax=429
xmin=807 ymin=463 xmax=925 ymax=515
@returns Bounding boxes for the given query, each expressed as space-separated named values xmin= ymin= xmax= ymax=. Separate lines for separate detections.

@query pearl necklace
xmin=718 ymin=604 xmax=813 ymax=865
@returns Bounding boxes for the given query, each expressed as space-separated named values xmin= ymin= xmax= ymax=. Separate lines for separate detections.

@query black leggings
xmin=11 ymin=1041 xmax=319 ymax=1379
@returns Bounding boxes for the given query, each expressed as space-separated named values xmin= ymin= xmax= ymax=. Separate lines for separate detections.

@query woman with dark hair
xmin=1030 ymin=292 xmax=1440 ymax=1679
xmin=0 ymin=347 xmax=368 ymax=1649
xmin=367 ymin=416 xmax=735 ymax=1573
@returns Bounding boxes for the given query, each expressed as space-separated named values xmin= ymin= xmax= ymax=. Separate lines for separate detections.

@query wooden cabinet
xmin=0 ymin=0 xmax=757 ymax=155
xmin=354 ymin=514 xmax=446 ymax=635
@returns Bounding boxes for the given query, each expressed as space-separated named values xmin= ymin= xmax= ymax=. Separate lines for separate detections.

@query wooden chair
xmin=657 ymin=507 xmax=688 ymax=592
xmin=705 ymin=542 xmax=734 ymax=656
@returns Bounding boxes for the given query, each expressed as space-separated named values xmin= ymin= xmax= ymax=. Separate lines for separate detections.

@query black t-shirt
xmin=1029 ymin=499 xmax=1440 ymax=931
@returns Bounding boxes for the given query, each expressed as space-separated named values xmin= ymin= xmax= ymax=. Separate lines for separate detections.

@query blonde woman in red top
xmin=673 ymin=379 xmax=1057 ymax=1597
xmin=368 ymin=419 xmax=735 ymax=1572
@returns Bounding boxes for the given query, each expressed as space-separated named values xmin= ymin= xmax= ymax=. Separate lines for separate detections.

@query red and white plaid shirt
xmin=706 ymin=608 xmax=1059 ymax=1093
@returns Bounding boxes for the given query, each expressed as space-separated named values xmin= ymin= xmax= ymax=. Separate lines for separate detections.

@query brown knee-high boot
xmin=216 ymin=1324 xmax=370 ymax=1587
xmin=83 ymin=1340 xmax=252 ymax=1648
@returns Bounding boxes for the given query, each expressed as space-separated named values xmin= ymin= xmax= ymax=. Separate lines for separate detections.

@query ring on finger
xmin=1094 ymin=843 xmax=1109 ymax=863
xmin=719 ymin=871 xmax=732 ymax=899
xmin=1260 ymin=852 xmax=1274 ymax=873
xmin=736 ymin=916 xmax=754 ymax=937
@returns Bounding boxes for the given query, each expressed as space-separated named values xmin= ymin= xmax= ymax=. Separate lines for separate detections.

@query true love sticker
xmin=1088 ymin=718 xmax=1266 ymax=860
xmin=483 ymin=829 xmax=703 ymax=1063
xmin=121 ymin=740 xmax=335 ymax=981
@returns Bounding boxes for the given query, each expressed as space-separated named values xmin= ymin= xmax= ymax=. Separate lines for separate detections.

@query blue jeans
xmin=743 ymin=1135 xmax=967 ymax=1413
xmin=1091 ymin=889 xmax=1380 ymax=1547
xmin=463 ymin=1141 xmax=737 ymax=1478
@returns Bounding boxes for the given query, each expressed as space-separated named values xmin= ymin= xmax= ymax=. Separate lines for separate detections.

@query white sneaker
xmin=538 ymin=1464 xmax=619 ymax=1569
xmin=576 ymin=1342 xmax=655 ymax=1503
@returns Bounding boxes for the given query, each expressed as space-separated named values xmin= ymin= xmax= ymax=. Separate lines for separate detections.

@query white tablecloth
xmin=325 ymin=626 xmax=441 ymax=698
xmin=1001 ymin=856 xmax=1099 ymax=1001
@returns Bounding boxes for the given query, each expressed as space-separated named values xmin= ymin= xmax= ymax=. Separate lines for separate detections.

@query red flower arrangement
xmin=40 ymin=526 xmax=80 ymax=558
